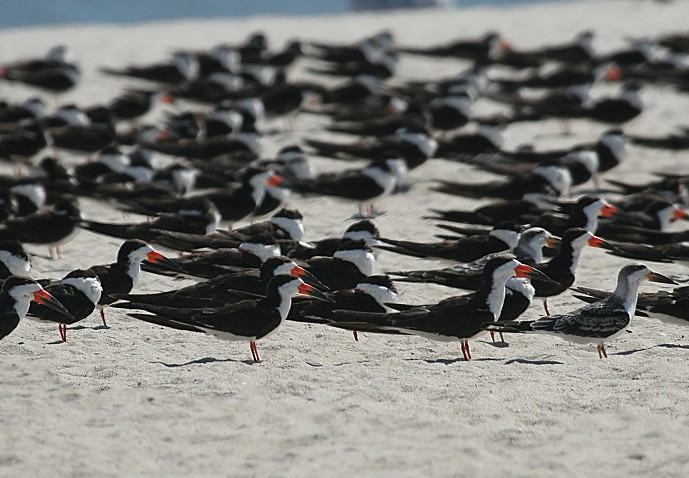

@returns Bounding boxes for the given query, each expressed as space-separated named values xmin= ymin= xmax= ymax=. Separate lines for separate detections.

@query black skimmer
xmin=463 ymin=147 xmax=600 ymax=188
xmin=432 ymin=163 xmax=572 ymax=200
xmin=323 ymin=104 xmax=428 ymax=139
xmin=142 ymin=121 xmax=263 ymax=160
xmin=149 ymin=208 xmax=303 ymax=252
xmin=117 ymin=256 xmax=326 ymax=309
xmin=597 ymin=200 xmax=687 ymax=233
xmin=527 ymin=196 xmax=621 ymax=237
xmin=492 ymin=264 xmax=676 ymax=358
xmin=0 ymin=240 xmax=31 ymax=280
xmin=261 ymin=40 xmax=303 ymax=68
xmin=0 ymin=97 xmax=46 ymax=123
xmin=105 ymin=88 xmax=175 ymax=122
xmin=305 ymin=124 xmax=437 ymax=171
xmin=525 ymin=30 xmax=596 ymax=65
xmin=289 ymin=275 xmax=396 ymax=323
xmin=428 ymin=93 xmax=474 ymax=131
xmin=27 ymin=269 xmax=102 ymax=342
xmin=81 ymin=197 xmax=220 ymax=243
xmin=303 ymin=240 xmax=376 ymax=291
xmin=288 ymin=275 xmax=397 ymax=341
xmin=0 ymin=276 xmax=74 ymax=341
xmin=281 ymin=219 xmax=381 ymax=261
xmin=9 ymin=180 xmax=47 ymax=216
xmin=581 ymin=83 xmax=644 ymax=125
xmin=307 ymin=51 xmax=398 ymax=79
xmin=572 ymin=283 xmax=689 ymax=327
xmin=603 ymin=241 xmax=689 ymax=265
xmin=426 ymin=197 xmax=547 ymax=227
xmin=49 ymin=107 xmax=117 ymax=154
xmin=0 ymin=199 xmax=82 ymax=259
xmin=530 ymin=228 xmax=612 ymax=315
xmin=328 ymin=257 xmax=549 ymax=360
xmin=376 ymin=222 xmax=520 ymax=263
xmin=0 ymin=121 xmax=50 ymax=160
xmin=290 ymin=157 xmax=406 ymax=218
xmin=116 ymin=275 xmax=331 ymax=363
xmin=0 ymin=45 xmax=80 ymax=94
xmin=89 ymin=239 xmax=180 ymax=326
xmin=390 ymin=227 xmax=559 ymax=290
xmin=435 ymin=121 xmax=505 ymax=158
xmin=73 ymin=146 xmax=130 ymax=184
xmin=142 ymin=235 xmax=281 ymax=281
xmin=118 ymin=168 xmax=281 ymax=224
xmin=494 ymin=62 xmax=621 ymax=90
xmin=397 ymin=32 xmax=510 ymax=63
xmin=307 ymin=31 xmax=394 ymax=64
xmin=100 ymin=52 xmax=199 ymax=85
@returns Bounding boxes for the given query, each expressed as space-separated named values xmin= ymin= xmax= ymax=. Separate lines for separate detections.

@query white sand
xmin=3 ymin=1 xmax=689 ymax=476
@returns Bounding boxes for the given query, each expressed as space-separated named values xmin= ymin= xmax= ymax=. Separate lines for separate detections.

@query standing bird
xmin=0 ymin=276 xmax=74 ymax=341
xmin=27 ymin=269 xmax=102 ymax=342
xmin=116 ymin=275 xmax=332 ymax=363
xmin=490 ymin=264 xmax=676 ymax=358
xmin=0 ymin=199 xmax=82 ymax=259
xmin=327 ymin=257 xmax=550 ymax=361
xmin=89 ymin=240 xmax=181 ymax=326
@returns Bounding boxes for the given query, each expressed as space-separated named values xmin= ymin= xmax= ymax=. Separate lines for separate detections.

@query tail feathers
xmin=570 ymin=286 xmax=611 ymax=300
xmin=604 ymin=178 xmax=646 ymax=194
xmin=374 ymin=244 xmax=428 ymax=259
xmin=303 ymin=138 xmax=346 ymax=157
xmin=114 ymin=301 xmax=190 ymax=321
xmin=431 ymin=180 xmax=487 ymax=198
xmin=488 ymin=319 xmax=556 ymax=333
xmin=424 ymin=210 xmax=494 ymax=226
xmin=81 ymin=220 xmax=139 ymax=240
xmin=126 ymin=312 xmax=204 ymax=333
xmin=150 ymin=230 xmax=216 ymax=250
xmin=571 ymin=293 xmax=600 ymax=305
xmin=326 ymin=124 xmax=368 ymax=136
xmin=606 ymin=244 xmax=673 ymax=263
xmin=376 ymin=238 xmax=434 ymax=259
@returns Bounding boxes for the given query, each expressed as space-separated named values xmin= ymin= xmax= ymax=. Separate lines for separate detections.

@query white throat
xmin=334 ymin=249 xmax=375 ymax=276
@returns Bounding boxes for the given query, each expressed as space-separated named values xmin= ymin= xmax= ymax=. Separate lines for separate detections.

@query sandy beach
xmin=2 ymin=1 xmax=689 ymax=476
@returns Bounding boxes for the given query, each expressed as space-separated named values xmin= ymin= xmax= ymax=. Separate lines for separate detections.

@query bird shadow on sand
xmin=503 ymin=358 xmax=564 ymax=365
xmin=657 ymin=343 xmax=689 ymax=350
xmin=154 ymin=357 xmax=251 ymax=367
xmin=614 ymin=346 xmax=657 ymax=356
xmin=616 ymin=343 xmax=689 ymax=356
xmin=91 ymin=325 xmax=111 ymax=331
xmin=408 ymin=357 xmax=503 ymax=365
xmin=481 ymin=340 xmax=510 ymax=348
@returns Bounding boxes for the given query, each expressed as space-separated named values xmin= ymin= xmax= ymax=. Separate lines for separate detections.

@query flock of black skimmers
xmin=2 ymin=26 xmax=689 ymax=363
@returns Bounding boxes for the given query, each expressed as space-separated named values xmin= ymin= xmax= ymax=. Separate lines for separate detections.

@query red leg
xmin=544 ymin=299 xmax=551 ymax=316
xmin=464 ymin=340 xmax=472 ymax=361
xmin=250 ymin=341 xmax=261 ymax=363
xmin=59 ymin=323 xmax=66 ymax=342
xmin=489 ymin=330 xmax=496 ymax=343
xmin=353 ymin=330 xmax=359 ymax=342
xmin=56 ymin=245 xmax=62 ymax=259
xmin=49 ymin=247 xmax=54 ymax=260
xmin=601 ymin=344 xmax=607 ymax=358
xmin=499 ymin=332 xmax=505 ymax=343
xmin=462 ymin=340 xmax=471 ymax=362
xmin=100 ymin=309 xmax=107 ymax=327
